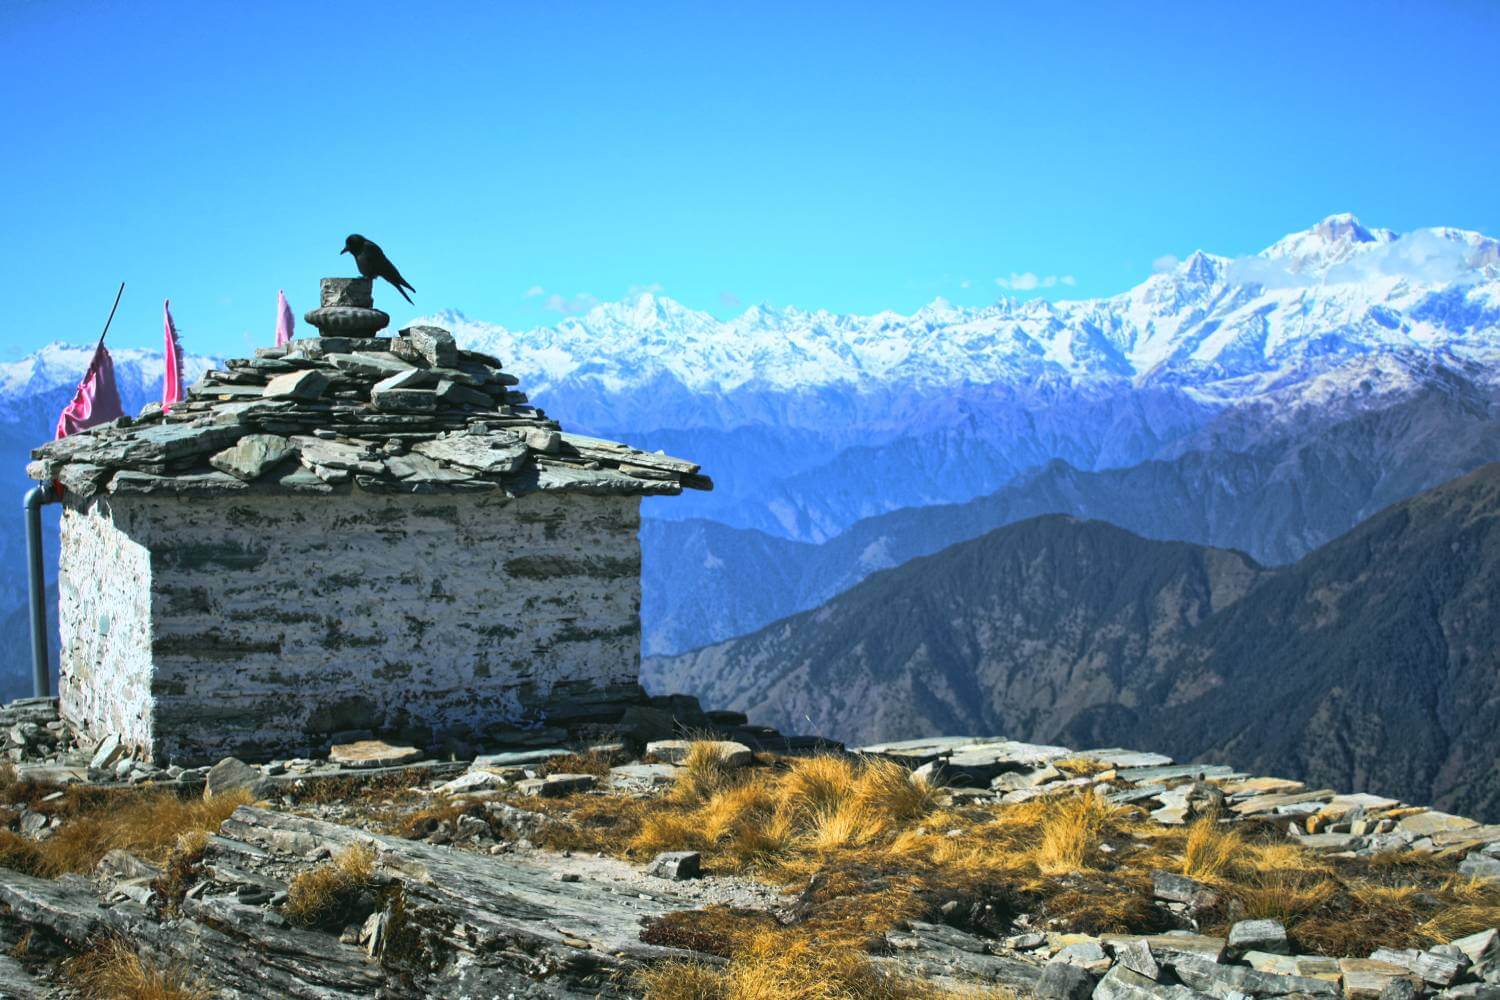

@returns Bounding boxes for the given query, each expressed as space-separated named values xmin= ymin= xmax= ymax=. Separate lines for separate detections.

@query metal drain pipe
xmin=24 ymin=484 xmax=56 ymax=699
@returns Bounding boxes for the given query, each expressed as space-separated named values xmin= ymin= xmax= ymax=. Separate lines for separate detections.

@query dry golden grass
xmin=284 ymin=842 xmax=377 ymax=928
xmin=637 ymin=931 xmax=1012 ymax=1000
xmin=1181 ymin=815 xmax=1242 ymax=882
xmin=1051 ymin=756 xmax=1111 ymax=777
xmin=350 ymin=740 xmax=1500 ymax=961
xmin=0 ymin=787 xmax=251 ymax=878
xmin=1034 ymin=794 xmax=1119 ymax=875
xmin=152 ymin=829 xmax=212 ymax=908
xmin=62 ymin=938 xmax=208 ymax=1000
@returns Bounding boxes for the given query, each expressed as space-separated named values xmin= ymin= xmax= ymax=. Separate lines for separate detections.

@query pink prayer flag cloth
xmin=275 ymin=289 xmax=294 ymax=346
xmin=54 ymin=340 xmax=125 ymax=440
xmin=162 ymin=299 xmax=184 ymax=413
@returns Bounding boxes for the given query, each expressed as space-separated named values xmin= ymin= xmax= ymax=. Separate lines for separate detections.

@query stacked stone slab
xmin=26 ymin=302 xmax=710 ymax=766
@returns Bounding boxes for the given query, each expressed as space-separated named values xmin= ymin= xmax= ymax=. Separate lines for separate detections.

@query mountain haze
xmin=646 ymin=465 xmax=1500 ymax=819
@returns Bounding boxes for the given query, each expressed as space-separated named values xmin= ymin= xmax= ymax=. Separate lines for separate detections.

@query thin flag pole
xmin=96 ymin=282 xmax=125 ymax=349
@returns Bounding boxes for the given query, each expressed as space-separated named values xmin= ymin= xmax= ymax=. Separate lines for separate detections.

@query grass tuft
xmin=284 ymin=842 xmax=378 ymax=928
xmin=63 ymin=937 xmax=208 ymax=1000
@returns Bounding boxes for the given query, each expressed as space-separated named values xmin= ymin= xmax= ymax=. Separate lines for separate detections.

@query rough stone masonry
xmin=28 ymin=278 xmax=711 ymax=765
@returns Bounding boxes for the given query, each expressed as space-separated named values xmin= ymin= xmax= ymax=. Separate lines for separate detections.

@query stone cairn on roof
xmin=27 ymin=276 xmax=711 ymax=499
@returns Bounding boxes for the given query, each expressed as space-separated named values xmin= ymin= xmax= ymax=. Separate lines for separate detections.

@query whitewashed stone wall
xmin=58 ymin=490 xmax=644 ymax=764
xmin=58 ymin=502 xmax=156 ymax=755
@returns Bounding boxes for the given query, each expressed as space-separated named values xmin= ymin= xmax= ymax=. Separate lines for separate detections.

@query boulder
xmin=645 ymin=851 xmax=701 ymax=881
xmin=203 ymin=757 xmax=273 ymax=800
xmin=1228 ymin=918 xmax=1289 ymax=955
xmin=1036 ymin=962 xmax=1096 ymax=1000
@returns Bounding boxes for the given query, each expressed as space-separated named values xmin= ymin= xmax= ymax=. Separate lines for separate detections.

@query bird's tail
xmin=396 ymin=284 xmax=413 ymax=305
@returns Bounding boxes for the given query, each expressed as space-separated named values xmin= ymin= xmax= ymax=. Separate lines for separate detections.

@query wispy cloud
xmin=1152 ymin=255 xmax=1179 ymax=273
xmin=995 ymin=272 xmax=1076 ymax=291
xmin=1225 ymin=229 xmax=1496 ymax=289
xmin=718 ymin=290 xmax=742 ymax=308
xmin=543 ymin=292 xmax=600 ymax=314
xmin=627 ymin=282 xmax=665 ymax=297
xmin=523 ymin=285 xmax=545 ymax=298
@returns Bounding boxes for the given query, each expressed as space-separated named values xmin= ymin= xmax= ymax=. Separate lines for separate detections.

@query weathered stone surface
xmin=1104 ymin=935 xmax=1226 ymax=964
xmin=263 ymin=369 xmax=329 ymax=400
xmin=1037 ymin=961 xmax=1096 ymax=1000
xmin=413 ymin=432 xmax=527 ymax=475
xmin=328 ymin=739 xmax=423 ymax=768
xmin=1095 ymin=965 xmax=1211 ymax=1000
xmin=402 ymin=325 xmax=459 ymax=367
xmin=1152 ymin=870 xmax=1219 ymax=909
xmin=1243 ymin=952 xmax=1344 ymax=980
xmin=1397 ymin=810 xmax=1479 ymax=836
xmin=1173 ymin=954 xmax=1340 ymax=998
xmin=1229 ymin=918 xmax=1289 ymax=955
xmin=1054 ymin=940 xmax=1111 ymax=973
xmin=1370 ymin=948 xmax=1467 ymax=986
xmin=57 ymin=461 xmax=111 ymax=497
xmin=370 ymin=370 xmax=440 ymax=412
xmin=516 ymin=773 xmax=597 ymax=797
xmin=1341 ymin=958 xmax=1421 ymax=999
xmin=1117 ymin=940 xmax=1160 ymax=980
xmin=646 ymin=850 xmax=701 ymax=880
xmin=608 ymin=762 xmax=680 ymax=789
xmin=209 ymin=433 xmax=294 ymax=480
xmin=89 ymin=732 xmax=124 ymax=770
xmin=881 ymin=921 xmax=1042 ymax=993
xmin=203 ymin=757 xmax=272 ymax=800
xmin=645 ymin=739 xmax=753 ymax=768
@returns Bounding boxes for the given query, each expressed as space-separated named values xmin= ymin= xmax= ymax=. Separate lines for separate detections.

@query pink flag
xmin=54 ymin=339 xmax=125 ymax=440
xmin=162 ymin=299 xmax=184 ymax=413
xmin=275 ymin=289 xmax=294 ymax=346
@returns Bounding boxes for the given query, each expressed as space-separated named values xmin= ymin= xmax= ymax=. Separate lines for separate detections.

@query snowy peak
xmin=423 ymin=215 xmax=1498 ymax=401
xmin=1257 ymin=213 xmax=1398 ymax=275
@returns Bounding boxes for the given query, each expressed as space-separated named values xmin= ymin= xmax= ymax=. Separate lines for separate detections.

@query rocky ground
xmin=2 ymin=697 xmax=1500 ymax=999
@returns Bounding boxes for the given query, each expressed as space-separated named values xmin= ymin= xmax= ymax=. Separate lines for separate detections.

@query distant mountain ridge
xmin=645 ymin=464 xmax=1500 ymax=819
xmin=642 ymin=368 xmax=1500 ymax=654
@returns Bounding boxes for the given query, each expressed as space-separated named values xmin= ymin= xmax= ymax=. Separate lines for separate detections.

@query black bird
xmin=342 ymin=234 xmax=416 ymax=304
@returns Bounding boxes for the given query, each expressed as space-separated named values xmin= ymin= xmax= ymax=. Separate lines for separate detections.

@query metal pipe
xmin=25 ymin=484 xmax=55 ymax=699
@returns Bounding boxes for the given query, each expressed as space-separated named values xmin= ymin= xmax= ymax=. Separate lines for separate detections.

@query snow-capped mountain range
xmin=427 ymin=213 xmax=1500 ymax=407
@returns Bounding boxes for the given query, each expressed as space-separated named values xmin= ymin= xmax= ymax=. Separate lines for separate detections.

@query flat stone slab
xmin=856 ymin=736 xmax=993 ymax=763
xmin=327 ymin=740 xmax=423 ymax=769
xmin=1243 ymin=952 xmax=1341 ymax=981
xmin=1118 ymin=764 xmax=1236 ymax=783
xmin=608 ymin=763 xmax=681 ymax=788
xmin=1076 ymin=748 xmax=1174 ymax=768
xmin=516 ymin=773 xmax=597 ymax=798
xmin=471 ymin=748 xmax=573 ymax=769
xmin=1103 ymin=934 xmax=1225 ymax=964
xmin=645 ymin=739 xmax=753 ymax=768
xmin=1231 ymin=789 xmax=1337 ymax=815
xmin=1220 ymin=776 xmax=1307 ymax=797
xmin=1396 ymin=810 xmax=1478 ymax=836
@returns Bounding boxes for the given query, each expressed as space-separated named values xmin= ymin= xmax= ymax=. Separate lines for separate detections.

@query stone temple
xmin=26 ymin=278 xmax=710 ymax=765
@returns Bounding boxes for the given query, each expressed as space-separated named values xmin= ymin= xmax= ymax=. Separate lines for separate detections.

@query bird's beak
xmin=340 ymin=247 xmax=349 ymax=254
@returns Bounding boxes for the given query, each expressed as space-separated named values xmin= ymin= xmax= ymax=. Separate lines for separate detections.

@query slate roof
xmin=28 ymin=326 xmax=711 ymax=500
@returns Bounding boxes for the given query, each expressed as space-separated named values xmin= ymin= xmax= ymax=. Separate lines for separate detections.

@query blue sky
xmin=3 ymin=0 xmax=1498 ymax=357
